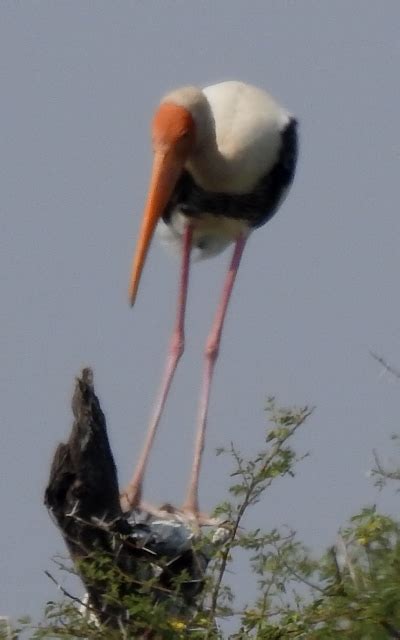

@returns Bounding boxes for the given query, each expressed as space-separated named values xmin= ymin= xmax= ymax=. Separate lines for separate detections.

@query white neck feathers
xmin=164 ymin=81 xmax=291 ymax=195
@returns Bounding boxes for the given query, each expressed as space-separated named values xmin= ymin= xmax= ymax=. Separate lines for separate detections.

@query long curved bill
xmin=128 ymin=150 xmax=185 ymax=307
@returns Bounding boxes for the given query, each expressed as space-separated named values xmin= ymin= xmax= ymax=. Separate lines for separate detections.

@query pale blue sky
xmin=1 ymin=0 xmax=400 ymax=622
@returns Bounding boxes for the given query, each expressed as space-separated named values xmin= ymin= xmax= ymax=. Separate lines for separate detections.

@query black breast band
xmin=162 ymin=117 xmax=298 ymax=229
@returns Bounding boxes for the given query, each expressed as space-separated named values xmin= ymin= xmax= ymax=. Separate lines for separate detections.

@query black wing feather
xmin=162 ymin=118 xmax=298 ymax=229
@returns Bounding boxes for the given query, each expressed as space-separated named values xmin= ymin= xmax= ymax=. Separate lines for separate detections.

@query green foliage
xmin=10 ymin=399 xmax=400 ymax=638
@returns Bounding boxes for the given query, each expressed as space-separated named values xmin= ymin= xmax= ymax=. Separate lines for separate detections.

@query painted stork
xmin=123 ymin=80 xmax=298 ymax=520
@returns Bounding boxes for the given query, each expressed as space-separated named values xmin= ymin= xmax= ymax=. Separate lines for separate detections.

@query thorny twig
xmin=206 ymin=407 xmax=312 ymax=635
xmin=209 ymin=467 xmax=255 ymax=618
xmin=372 ymin=450 xmax=400 ymax=483
xmin=44 ymin=570 xmax=95 ymax=612
xmin=370 ymin=351 xmax=400 ymax=381
xmin=270 ymin=542 xmax=325 ymax=595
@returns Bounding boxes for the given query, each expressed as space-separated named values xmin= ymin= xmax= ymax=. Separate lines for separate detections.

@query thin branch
xmin=44 ymin=570 xmax=94 ymax=612
xmin=271 ymin=547 xmax=326 ymax=595
xmin=208 ymin=408 xmax=313 ymax=632
xmin=370 ymin=351 xmax=400 ymax=380
xmin=208 ymin=481 xmax=253 ymax=623
xmin=372 ymin=449 xmax=400 ymax=482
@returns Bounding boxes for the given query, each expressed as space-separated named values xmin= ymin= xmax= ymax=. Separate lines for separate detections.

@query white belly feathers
xmin=156 ymin=209 xmax=250 ymax=260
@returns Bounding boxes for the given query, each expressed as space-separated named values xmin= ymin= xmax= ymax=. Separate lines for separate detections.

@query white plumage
xmin=125 ymin=80 xmax=298 ymax=521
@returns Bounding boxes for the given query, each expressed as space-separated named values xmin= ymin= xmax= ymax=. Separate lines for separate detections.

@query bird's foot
xmin=138 ymin=500 xmax=222 ymax=528
xmin=180 ymin=501 xmax=222 ymax=529
xmin=120 ymin=484 xmax=142 ymax=513
xmin=120 ymin=491 xmax=224 ymax=530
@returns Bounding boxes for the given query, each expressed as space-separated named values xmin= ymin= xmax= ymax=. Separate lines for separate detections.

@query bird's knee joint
xmin=171 ymin=335 xmax=185 ymax=359
xmin=205 ymin=341 xmax=219 ymax=361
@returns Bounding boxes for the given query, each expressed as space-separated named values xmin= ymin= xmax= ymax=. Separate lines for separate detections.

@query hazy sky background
xmin=1 ymin=0 xmax=400 ymax=623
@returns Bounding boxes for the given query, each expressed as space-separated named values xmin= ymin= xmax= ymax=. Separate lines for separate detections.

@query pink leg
xmin=122 ymin=225 xmax=193 ymax=511
xmin=183 ymin=234 xmax=247 ymax=515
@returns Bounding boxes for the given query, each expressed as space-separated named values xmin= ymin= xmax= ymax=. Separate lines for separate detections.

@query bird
xmin=123 ymin=80 xmax=298 ymax=521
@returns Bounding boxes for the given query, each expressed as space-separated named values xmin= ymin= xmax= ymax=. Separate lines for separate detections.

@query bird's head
xmin=128 ymin=87 xmax=209 ymax=307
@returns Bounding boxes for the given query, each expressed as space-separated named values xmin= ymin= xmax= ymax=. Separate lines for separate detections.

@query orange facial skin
xmin=128 ymin=103 xmax=195 ymax=306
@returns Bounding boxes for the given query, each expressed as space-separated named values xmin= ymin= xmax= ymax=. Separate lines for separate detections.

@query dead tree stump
xmin=45 ymin=368 xmax=223 ymax=635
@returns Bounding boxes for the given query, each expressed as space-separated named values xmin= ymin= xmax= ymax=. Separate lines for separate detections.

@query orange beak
xmin=128 ymin=148 xmax=185 ymax=306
